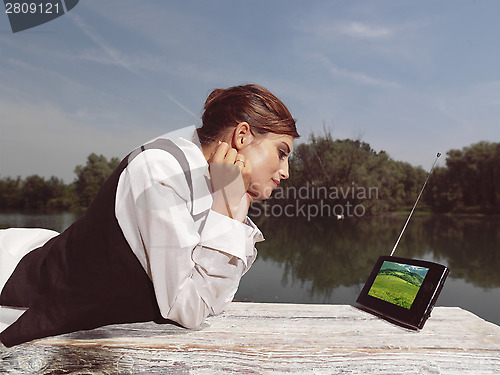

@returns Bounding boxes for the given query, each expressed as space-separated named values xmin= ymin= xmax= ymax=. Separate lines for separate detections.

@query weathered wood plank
xmin=1 ymin=303 xmax=499 ymax=374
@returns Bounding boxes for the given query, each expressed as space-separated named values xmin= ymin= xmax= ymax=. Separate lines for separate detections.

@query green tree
xmin=74 ymin=153 xmax=120 ymax=208
xmin=272 ymin=131 xmax=426 ymax=215
xmin=425 ymin=141 xmax=499 ymax=213
xmin=20 ymin=175 xmax=54 ymax=209
xmin=46 ymin=176 xmax=75 ymax=210
xmin=0 ymin=176 xmax=22 ymax=209
xmin=448 ymin=141 xmax=499 ymax=210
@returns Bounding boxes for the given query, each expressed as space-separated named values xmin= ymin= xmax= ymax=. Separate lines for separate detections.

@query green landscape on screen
xmin=368 ymin=261 xmax=429 ymax=309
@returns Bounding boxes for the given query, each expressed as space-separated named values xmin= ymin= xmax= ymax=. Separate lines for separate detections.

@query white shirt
xmin=0 ymin=127 xmax=264 ymax=332
xmin=115 ymin=127 xmax=263 ymax=328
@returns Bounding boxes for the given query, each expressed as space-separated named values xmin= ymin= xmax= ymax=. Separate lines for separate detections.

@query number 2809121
xmin=5 ymin=2 xmax=62 ymax=14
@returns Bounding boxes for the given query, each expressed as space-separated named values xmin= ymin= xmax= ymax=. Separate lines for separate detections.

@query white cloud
xmin=313 ymin=54 xmax=401 ymax=89
xmin=296 ymin=12 xmax=394 ymax=42
xmin=338 ymin=21 xmax=393 ymax=39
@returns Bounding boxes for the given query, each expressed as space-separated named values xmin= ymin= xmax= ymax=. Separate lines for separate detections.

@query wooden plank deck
xmin=1 ymin=303 xmax=499 ymax=374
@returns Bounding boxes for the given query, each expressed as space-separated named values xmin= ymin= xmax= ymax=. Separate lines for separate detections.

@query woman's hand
xmin=209 ymin=142 xmax=253 ymax=222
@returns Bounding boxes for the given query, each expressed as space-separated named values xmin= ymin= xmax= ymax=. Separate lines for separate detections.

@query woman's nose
xmin=280 ymin=160 xmax=289 ymax=180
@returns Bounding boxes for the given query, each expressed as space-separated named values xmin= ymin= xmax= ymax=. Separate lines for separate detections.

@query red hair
xmin=198 ymin=84 xmax=299 ymax=145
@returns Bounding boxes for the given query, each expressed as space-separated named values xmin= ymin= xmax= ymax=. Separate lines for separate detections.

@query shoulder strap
xmin=138 ymin=138 xmax=194 ymax=216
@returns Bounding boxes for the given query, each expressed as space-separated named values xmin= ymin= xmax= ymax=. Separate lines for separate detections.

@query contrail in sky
xmin=166 ymin=93 xmax=201 ymax=121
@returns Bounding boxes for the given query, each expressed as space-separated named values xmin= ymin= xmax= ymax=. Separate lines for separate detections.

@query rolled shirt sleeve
xmin=115 ymin=143 xmax=263 ymax=329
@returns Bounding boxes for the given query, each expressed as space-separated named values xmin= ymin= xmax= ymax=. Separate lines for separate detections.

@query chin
xmin=248 ymin=189 xmax=271 ymax=201
xmin=248 ymin=182 xmax=275 ymax=201
xmin=261 ymin=189 xmax=274 ymax=201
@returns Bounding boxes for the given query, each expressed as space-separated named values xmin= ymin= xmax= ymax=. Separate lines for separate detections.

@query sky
xmin=1 ymin=0 xmax=499 ymax=183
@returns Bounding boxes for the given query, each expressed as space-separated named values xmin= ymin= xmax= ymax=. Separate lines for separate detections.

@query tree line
xmin=378 ymin=269 xmax=425 ymax=287
xmin=0 ymin=134 xmax=498 ymax=214
xmin=0 ymin=153 xmax=119 ymax=211
xmin=425 ymin=141 xmax=499 ymax=213
xmin=264 ymin=132 xmax=499 ymax=215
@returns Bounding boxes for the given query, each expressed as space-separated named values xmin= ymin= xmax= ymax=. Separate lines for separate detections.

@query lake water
xmin=1 ymin=211 xmax=499 ymax=326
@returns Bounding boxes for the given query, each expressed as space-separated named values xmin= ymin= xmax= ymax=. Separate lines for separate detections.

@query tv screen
xmin=356 ymin=256 xmax=449 ymax=330
xmin=367 ymin=261 xmax=429 ymax=309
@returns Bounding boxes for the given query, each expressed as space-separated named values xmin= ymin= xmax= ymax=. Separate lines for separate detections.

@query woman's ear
xmin=232 ymin=122 xmax=254 ymax=150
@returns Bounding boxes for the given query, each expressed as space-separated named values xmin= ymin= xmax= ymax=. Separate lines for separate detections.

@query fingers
xmin=209 ymin=142 xmax=244 ymax=194
xmin=209 ymin=142 xmax=247 ymax=173
xmin=210 ymin=142 xmax=237 ymax=164
xmin=208 ymin=142 xmax=253 ymax=221
xmin=234 ymin=156 xmax=245 ymax=168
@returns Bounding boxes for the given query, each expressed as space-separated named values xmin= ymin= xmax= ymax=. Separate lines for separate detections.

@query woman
xmin=0 ymin=84 xmax=299 ymax=347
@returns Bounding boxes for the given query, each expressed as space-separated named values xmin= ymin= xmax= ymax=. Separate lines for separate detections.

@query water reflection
xmin=0 ymin=211 xmax=78 ymax=232
xmin=421 ymin=215 xmax=500 ymax=288
xmin=0 ymin=212 xmax=498 ymax=324
xmin=250 ymin=214 xmax=500 ymax=291
xmin=239 ymin=214 xmax=500 ymax=325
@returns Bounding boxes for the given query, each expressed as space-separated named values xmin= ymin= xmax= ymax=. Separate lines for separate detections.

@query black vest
xmin=0 ymin=139 xmax=193 ymax=347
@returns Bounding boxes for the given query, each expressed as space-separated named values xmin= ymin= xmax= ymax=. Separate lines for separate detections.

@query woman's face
xmin=240 ymin=132 xmax=294 ymax=201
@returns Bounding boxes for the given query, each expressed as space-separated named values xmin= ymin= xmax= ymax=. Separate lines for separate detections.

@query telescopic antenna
xmin=390 ymin=152 xmax=441 ymax=256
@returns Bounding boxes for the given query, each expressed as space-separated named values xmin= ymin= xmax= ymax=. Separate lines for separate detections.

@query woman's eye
xmin=278 ymin=149 xmax=288 ymax=160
